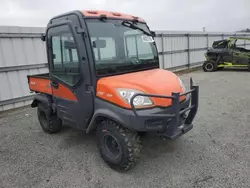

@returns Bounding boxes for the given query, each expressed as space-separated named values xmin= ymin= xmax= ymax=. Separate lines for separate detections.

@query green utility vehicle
xmin=203 ymin=37 xmax=250 ymax=72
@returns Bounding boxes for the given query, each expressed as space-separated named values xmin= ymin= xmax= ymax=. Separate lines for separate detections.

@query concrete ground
xmin=1 ymin=69 xmax=250 ymax=188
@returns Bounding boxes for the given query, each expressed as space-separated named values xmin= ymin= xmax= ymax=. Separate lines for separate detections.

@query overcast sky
xmin=0 ymin=0 xmax=249 ymax=32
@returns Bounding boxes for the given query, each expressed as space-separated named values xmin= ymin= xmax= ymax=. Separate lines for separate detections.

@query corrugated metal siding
xmin=164 ymin=36 xmax=188 ymax=51
xmin=0 ymin=26 xmax=250 ymax=111
xmin=0 ymin=26 xmax=48 ymax=111
xmin=190 ymin=50 xmax=207 ymax=63
xmin=0 ymin=67 xmax=48 ymax=111
xmin=189 ymin=36 xmax=207 ymax=49
xmin=162 ymin=52 xmax=188 ymax=68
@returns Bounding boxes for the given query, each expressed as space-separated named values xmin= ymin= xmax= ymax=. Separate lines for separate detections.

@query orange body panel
xmin=96 ymin=69 xmax=185 ymax=109
xmin=29 ymin=77 xmax=52 ymax=95
xmin=52 ymin=84 xmax=77 ymax=101
xmin=29 ymin=77 xmax=77 ymax=101
xmin=29 ymin=69 xmax=184 ymax=107
xmin=82 ymin=10 xmax=145 ymax=23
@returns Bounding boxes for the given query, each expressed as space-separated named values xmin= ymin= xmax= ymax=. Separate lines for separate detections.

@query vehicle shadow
xmin=57 ymin=125 xmax=183 ymax=165
xmin=140 ymin=133 xmax=181 ymax=159
xmin=219 ymin=68 xmax=249 ymax=72
xmin=56 ymin=125 xmax=96 ymax=151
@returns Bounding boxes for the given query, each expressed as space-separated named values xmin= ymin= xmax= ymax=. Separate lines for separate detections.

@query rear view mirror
xmin=93 ymin=39 xmax=106 ymax=48
xmin=64 ymin=40 xmax=76 ymax=49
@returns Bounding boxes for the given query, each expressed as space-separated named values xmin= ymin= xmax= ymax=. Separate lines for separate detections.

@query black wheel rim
xmin=103 ymin=134 xmax=121 ymax=159
xmin=205 ymin=63 xmax=213 ymax=71
xmin=38 ymin=110 xmax=49 ymax=129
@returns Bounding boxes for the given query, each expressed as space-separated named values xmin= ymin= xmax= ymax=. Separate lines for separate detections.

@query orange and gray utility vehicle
xmin=27 ymin=10 xmax=199 ymax=171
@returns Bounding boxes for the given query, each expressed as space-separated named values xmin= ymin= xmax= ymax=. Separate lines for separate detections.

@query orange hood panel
xmin=96 ymin=69 xmax=184 ymax=108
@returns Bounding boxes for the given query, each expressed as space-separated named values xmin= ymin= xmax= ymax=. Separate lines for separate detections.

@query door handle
xmin=51 ymin=81 xmax=59 ymax=89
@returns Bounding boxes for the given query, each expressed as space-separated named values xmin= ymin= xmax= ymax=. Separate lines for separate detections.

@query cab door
xmin=46 ymin=16 xmax=94 ymax=130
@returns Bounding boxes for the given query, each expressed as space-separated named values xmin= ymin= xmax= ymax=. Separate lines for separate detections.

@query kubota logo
xmin=97 ymin=91 xmax=113 ymax=98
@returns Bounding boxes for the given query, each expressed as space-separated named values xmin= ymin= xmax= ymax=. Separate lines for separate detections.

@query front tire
xmin=37 ymin=103 xmax=62 ymax=134
xmin=97 ymin=120 xmax=142 ymax=171
xmin=203 ymin=61 xmax=217 ymax=72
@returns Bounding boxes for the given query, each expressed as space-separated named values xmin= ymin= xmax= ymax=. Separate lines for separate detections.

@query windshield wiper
xmin=122 ymin=21 xmax=152 ymax=36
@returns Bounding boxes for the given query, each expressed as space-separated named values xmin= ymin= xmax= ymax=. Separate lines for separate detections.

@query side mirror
xmin=93 ymin=39 xmax=106 ymax=48
xmin=151 ymin=31 xmax=156 ymax=37
xmin=41 ymin=34 xmax=45 ymax=42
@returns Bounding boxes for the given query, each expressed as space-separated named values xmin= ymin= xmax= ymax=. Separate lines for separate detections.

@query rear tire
xmin=37 ymin=103 xmax=62 ymax=134
xmin=203 ymin=61 xmax=217 ymax=72
xmin=96 ymin=120 xmax=142 ymax=171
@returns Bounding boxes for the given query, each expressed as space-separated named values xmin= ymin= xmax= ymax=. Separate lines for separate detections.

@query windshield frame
xmin=85 ymin=18 xmax=159 ymax=77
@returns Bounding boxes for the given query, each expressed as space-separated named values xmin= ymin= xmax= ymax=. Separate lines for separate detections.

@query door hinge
xmin=76 ymin=27 xmax=84 ymax=34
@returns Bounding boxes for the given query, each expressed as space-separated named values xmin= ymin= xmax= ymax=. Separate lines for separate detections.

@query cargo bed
xmin=27 ymin=73 xmax=52 ymax=94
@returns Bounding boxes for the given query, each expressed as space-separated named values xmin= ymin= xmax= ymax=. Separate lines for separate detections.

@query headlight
xmin=116 ymin=88 xmax=153 ymax=107
xmin=178 ymin=77 xmax=186 ymax=93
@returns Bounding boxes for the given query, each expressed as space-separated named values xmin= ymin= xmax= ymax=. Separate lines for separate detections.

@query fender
xmin=86 ymin=108 xmax=127 ymax=133
xmin=31 ymin=94 xmax=53 ymax=116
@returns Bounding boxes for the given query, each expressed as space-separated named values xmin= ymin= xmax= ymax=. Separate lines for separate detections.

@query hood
xmin=96 ymin=68 xmax=184 ymax=108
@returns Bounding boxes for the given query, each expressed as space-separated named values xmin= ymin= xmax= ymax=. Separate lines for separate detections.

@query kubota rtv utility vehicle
xmin=27 ymin=10 xmax=199 ymax=171
xmin=203 ymin=37 xmax=250 ymax=72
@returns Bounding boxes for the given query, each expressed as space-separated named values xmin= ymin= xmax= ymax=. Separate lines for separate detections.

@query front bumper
xmin=128 ymin=78 xmax=199 ymax=139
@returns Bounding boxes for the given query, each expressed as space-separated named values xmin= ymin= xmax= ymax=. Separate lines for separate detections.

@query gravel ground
xmin=1 ymin=69 xmax=250 ymax=188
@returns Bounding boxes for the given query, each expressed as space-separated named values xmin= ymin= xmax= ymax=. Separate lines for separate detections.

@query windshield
xmin=86 ymin=19 xmax=159 ymax=76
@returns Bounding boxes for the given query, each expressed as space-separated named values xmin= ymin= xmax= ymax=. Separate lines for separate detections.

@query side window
xmin=50 ymin=25 xmax=80 ymax=86
xmin=51 ymin=36 xmax=62 ymax=68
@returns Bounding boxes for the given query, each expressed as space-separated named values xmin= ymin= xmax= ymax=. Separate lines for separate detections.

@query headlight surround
xmin=178 ymin=77 xmax=186 ymax=93
xmin=116 ymin=88 xmax=153 ymax=107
